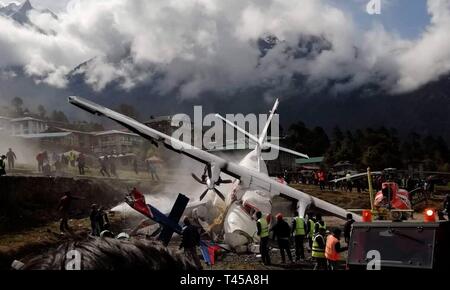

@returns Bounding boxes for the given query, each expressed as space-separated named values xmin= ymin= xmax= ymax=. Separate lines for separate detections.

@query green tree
xmin=11 ymin=97 xmax=24 ymax=116
xmin=51 ymin=110 xmax=69 ymax=123
xmin=117 ymin=103 xmax=139 ymax=119
xmin=37 ymin=105 xmax=47 ymax=119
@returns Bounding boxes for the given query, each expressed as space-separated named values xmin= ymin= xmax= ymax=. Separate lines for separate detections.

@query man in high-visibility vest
xmin=256 ymin=211 xmax=271 ymax=265
xmin=307 ymin=213 xmax=316 ymax=251
xmin=312 ymin=227 xmax=327 ymax=270
xmin=325 ymin=228 xmax=348 ymax=270
xmin=291 ymin=211 xmax=306 ymax=261
xmin=314 ymin=214 xmax=327 ymax=234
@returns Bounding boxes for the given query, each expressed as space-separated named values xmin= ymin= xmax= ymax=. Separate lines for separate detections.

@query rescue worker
xmin=109 ymin=155 xmax=118 ymax=177
xmin=36 ymin=152 xmax=44 ymax=172
xmin=318 ymin=170 xmax=326 ymax=190
xmin=77 ymin=153 xmax=86 ymax=175
xmin=98 ymin=206 xmax=110 ymax=231
xmin=6 ymin=148 xmax=16 ymax=170
xmin=327 ymin=172 xmax=335 ymax=191
xmin=179 ymin=217 xmax=203 ymax=269
xmin=99 ymin=157 xmax=110 ymax=177
xmin=0 ymin=155 xmax=7 ymax=176
xmin=90 ymin=204 xmax=101 ymax=236
xmin=256 ymin=211 xmax=271 ymax=265
xmin=57 ymin=191 xmax=83 ymax=233
xmin=307 ymin=213 xmax=316 ymax=251
xmin=147 ymin=159 xmax=160 ymax=181
xmin=291 ymin=212 xmax=306 ymax=261
xmin=69 ymin=151 xmax=76 ymax=167
xmin=312 ymin=227 xmax=327 ymax=270
xmin=343 ymin=213 xmax=355 ymax=244
xmin=314 ymin=214 xmax=327 ymax=234
xmin=325 ymin=228 xmax=348 ymax=270
xmin=271 ymin=213 xmax=293 ymax=264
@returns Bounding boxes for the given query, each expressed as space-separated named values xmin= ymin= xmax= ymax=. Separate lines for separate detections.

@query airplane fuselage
xmin=219 ymin=149 xmax=277 ymax=244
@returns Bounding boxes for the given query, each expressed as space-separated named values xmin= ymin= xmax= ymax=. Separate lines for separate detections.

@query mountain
xmin=0 ymin=0 xmax=58 ymax=26
xmin=1 ymin=2 xmax=449 ymax=142
xmin=0 ymin=2 xmax=21 ymax=17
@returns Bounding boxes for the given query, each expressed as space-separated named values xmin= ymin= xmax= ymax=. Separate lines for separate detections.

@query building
xmin=93 ymin=130 xmax=144 ymax=154
xmin=333 ymin=160 xmax=354 ymax=175
xmin=14 ymin=132 xmax=80 ymax=152
xmin=10 ymin=117 xmax=49 ymax=136
xmin=0 ymin=116 xmax=11 ymax=134
xmin=295 ymin=156 xmax=325 ymax=170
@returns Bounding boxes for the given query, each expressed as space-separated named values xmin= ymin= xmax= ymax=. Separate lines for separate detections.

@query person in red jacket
xmin=318 ymin=170 xmax=326 ymax=190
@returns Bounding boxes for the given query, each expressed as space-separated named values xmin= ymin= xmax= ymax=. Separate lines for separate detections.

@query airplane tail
xmin=126 ymin=189 xmax=189 ymax=246
xmin=159 ymin=194 xmax=189 ymax=245
xmin=215 ymin=98 xmax=309 ymax=172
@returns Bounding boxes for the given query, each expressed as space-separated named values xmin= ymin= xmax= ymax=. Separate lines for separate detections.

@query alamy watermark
xmin=65 ymin=250 xmax=81 ymax=270
xmin=170 ymin=106 xmax=280 ymax=161
xmin=366 ymin=250 xmax=381 ymax=270
xmin=367 ymin=0 xmax=382 ymax=15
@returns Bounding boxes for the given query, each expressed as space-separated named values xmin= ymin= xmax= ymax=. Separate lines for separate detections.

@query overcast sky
xmin=0 ymin=0 xmax=449 ymax=100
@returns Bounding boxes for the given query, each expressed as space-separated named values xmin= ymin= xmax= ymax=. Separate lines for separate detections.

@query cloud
xmin=395 ymin=0 xmax=450 ymax=91
xmin=0 ymin=0 xmax=449 ymax=98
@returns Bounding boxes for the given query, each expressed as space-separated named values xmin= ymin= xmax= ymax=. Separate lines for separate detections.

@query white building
xmin=0 ymin=116 xmax=11 ymax=134
xmin=10 ymin=117 xmax=49 ymax=136
xmin=93 ymin=130 xmax=144 ymax=154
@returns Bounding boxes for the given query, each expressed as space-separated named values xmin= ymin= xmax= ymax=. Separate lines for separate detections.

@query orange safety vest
xmin=325 ymin=235 xmax=340 ymax=261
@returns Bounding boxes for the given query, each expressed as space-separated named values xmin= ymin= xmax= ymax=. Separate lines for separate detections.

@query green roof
xmin=295 ymin=156 xmax=324 ymax=165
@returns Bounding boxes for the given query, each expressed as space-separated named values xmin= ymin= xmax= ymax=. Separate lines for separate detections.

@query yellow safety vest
xmin=294 ymin=217 xmax=305 ymax=236
xmin=309 ymin=219 xmax=315 ymax=237
xmin=315 ymin=221 xmax=327 ymax=233
xmin=258 ymin=218 xmax=269 ymax=238
xmin=312 ymin=234 xmax=325 ymax=258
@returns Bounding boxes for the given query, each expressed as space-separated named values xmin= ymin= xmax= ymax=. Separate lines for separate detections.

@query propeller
xmin=191 ymin=164 xmax=232 ymax=201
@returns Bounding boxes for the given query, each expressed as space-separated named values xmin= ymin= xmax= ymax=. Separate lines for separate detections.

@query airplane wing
xmin=331 ymin=171 xmax=383 ymax=183
xmin=68 ymin=96 xmax=361 ymax=221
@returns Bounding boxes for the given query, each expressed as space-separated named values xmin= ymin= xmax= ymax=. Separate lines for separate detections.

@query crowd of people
xmin=256 ymin=211 xmax=355 ymax=270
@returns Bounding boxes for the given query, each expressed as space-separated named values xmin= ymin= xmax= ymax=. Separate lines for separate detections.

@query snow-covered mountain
xmin=0 ymin=0 xmax=57 ymax=26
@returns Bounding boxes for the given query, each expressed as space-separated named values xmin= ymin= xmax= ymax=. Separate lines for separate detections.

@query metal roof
xmin=295 ymin=156 xmax=324 ymax=164
xmin=14 ymin=132 xmax=72 ymax=139
xmin=94 ymin=130 xmax=139 ymax=136
xmin=10 ymin=117 xmax=47 ymax=122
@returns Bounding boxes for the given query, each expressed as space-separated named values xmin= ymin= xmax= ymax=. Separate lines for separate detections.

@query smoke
xmin=0 ymin=132 xmax=41 ymax=167
xmin=112 ymin=147 xmax=217 ymax=215
xmin=0 ymin=0 xmax=450 ymax=99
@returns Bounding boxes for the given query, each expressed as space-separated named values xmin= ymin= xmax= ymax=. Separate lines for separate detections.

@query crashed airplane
xmin=68 ymin=96 xmax=361 ymax=249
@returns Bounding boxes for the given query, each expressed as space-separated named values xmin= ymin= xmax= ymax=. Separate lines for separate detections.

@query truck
xmin=347 ymin=220 xmax=450 ymax=270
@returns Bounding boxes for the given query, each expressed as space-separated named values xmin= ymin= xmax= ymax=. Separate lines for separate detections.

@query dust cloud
xmin=0 ymin=132 xmax=41 ymax=168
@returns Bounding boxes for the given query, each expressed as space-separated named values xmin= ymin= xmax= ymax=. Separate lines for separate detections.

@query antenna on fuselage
xmin=215 ymin=98 xmax=309 ymax=172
